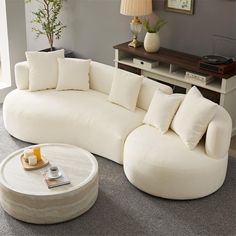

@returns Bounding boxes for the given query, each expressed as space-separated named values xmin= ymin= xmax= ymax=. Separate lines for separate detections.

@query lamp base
xmin=128 ymin=39 xmax=142 ymax=48
xmin=128 ymin=16 xmax=143 ymax=48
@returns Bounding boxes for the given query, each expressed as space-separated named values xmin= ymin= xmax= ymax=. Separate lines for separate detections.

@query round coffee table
xmin=0 ymin=143 xmax=98 ymax=224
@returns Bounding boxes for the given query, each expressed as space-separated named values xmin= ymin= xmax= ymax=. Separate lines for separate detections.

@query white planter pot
xmin=144 ymin=32 xmax=160 ymax=53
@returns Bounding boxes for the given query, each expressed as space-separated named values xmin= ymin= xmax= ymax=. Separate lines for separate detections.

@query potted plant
xmin=26 ymin=0 xmax=66 ymax=52
xmin=143 ymin=18 xmax=167 ymax=53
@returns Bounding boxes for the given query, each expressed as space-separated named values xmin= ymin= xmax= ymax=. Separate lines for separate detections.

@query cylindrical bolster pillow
xmin=15 ymin=61 xmax=29 ymax=90
xmin=205 ymin=106 xmax=232 ymax=159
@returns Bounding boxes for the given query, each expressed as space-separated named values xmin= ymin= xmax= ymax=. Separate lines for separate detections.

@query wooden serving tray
xmin=20 ymin=154 xmax=49 ymax=171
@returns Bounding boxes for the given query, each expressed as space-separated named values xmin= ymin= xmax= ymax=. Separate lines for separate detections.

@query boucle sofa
xmin=3 ymin=60 xmax=232 ymax=199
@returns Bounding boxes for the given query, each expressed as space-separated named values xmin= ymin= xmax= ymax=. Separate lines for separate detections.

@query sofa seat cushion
xmin=3 ymin=89 xmax=146 ymax=164
xmin=123 ymin=125 xmax=228 ymax=199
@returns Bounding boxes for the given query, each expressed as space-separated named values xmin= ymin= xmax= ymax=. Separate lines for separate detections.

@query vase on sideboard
xmin=144 ymin=32 xmax=160 ymax=53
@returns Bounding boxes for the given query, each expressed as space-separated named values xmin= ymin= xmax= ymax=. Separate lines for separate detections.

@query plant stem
xmin=44 ymin=0 xmax=53 ymax=50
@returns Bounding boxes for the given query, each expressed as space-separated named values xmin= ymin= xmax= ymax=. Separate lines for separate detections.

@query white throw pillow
xmin=56 ymin=58 xmax=90 ymax=91
xmin=108 ymin=69 xmax=143 ymax=111
xmin=143 ymin=90 xmax=182 ymax=134
xmin=171 ymin=86 xmax=218 ymax=150
xmin=26 ymin=49 xmax=64 ymax=91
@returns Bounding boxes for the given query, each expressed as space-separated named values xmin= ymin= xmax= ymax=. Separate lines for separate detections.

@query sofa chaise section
xmin=123 ymin=105 xmax=232 ymax=199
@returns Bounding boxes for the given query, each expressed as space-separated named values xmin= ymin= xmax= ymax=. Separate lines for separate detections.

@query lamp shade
xmin=120 ymin=0 xmax=152 ymax=16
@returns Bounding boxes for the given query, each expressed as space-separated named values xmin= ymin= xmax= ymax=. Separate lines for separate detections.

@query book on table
xmin=185 ymin=71 xmax=215 ymax=85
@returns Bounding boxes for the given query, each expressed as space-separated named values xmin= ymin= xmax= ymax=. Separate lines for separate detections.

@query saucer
xmin=46 ymin=171 xmax=62 ymax=180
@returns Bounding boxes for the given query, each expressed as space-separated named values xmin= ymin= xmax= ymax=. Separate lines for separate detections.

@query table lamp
xmin=120 ymin=0 xmax=152 ymax=48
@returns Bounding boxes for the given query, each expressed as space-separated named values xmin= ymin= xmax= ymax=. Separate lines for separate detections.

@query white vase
xmin=144 ymin=32 xmax=160 ymax=53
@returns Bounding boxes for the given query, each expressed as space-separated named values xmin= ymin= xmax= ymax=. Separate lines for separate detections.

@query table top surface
xmin=0 ymin=144 xmax=98 ymax=196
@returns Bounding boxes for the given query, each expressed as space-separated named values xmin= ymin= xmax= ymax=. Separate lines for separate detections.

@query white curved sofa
xmin=3 ymin=60 xmax=172 ymax=164
xmin=3 ymin=60 xmax=232 ymax=200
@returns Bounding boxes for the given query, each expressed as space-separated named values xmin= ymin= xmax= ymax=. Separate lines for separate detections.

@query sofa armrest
xmin=15 ymin=61 xmax=29 ymax=90
xmin=205 ymin=106 xmax=232 ymax=159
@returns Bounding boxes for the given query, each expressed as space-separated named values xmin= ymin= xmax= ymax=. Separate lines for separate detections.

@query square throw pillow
xmin=171 ymin=86 xmax=218 ymax=150
xmin=26 ymin=49 xmax=64 ymax=91
xmin=108 ymin=69 xmax=143 ymax=111
xmin=56 ymin=58 xmax=91 ymax=91
xmin=143 ymin=90 xmax=182 ymax=134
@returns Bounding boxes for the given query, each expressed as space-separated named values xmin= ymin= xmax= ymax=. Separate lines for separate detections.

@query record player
xmin=199 ymin=55 xmax=235 ymax=74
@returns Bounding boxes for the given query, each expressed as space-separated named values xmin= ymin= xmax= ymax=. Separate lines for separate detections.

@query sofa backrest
xmin=137 ymin=78 xmax=172 ymax=110
xmin=15 ymin=60 xmax=173 ymax=111
xmin=90 ymin=61 xmax=173 ymax=111
xmin=90 ymin=61 xmax=113 ymax=94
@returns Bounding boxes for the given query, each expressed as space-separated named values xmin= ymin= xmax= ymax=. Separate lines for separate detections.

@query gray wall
xmin=25 ymin=0 xmax=236 ymax=66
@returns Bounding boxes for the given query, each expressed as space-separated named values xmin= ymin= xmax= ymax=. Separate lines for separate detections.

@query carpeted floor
xmin=0 ymin=104 xmax=236 ymax=236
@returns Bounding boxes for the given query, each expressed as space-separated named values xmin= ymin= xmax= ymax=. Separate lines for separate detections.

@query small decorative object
xmin=120 ymin=0 xmax=152 ymax=48
xmin=20 ymin=147 xmax=49 ymax=171
xmin=23 ymin=149 xmax=34 ymax=162
xmin=25 ymin=0 xmax=66 ymax=51
xmin=164 ymin=0 xmax=194 ymax=15
xmin=143 ymin=18 xmax=167 ymax=53
xmin=28 ymin=155 xmax=38 ymax=166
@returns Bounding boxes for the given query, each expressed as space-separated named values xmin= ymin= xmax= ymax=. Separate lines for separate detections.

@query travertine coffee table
xmin=0 ymin=143 xmax=98 ymax=224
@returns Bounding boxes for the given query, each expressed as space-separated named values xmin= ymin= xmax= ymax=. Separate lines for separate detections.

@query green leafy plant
xmin=26 ymin=0 xmax=66 ymax=51
xmin=143 ymin=18 xmax=167 ymax=33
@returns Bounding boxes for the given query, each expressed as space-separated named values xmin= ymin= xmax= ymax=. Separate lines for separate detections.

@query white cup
xmin=50 ymin=166 xmax=59 ymax=177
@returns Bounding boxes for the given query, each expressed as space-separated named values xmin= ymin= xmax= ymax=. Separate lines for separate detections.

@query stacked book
xmin=185 ymin=71 xmax=215 ymax=85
